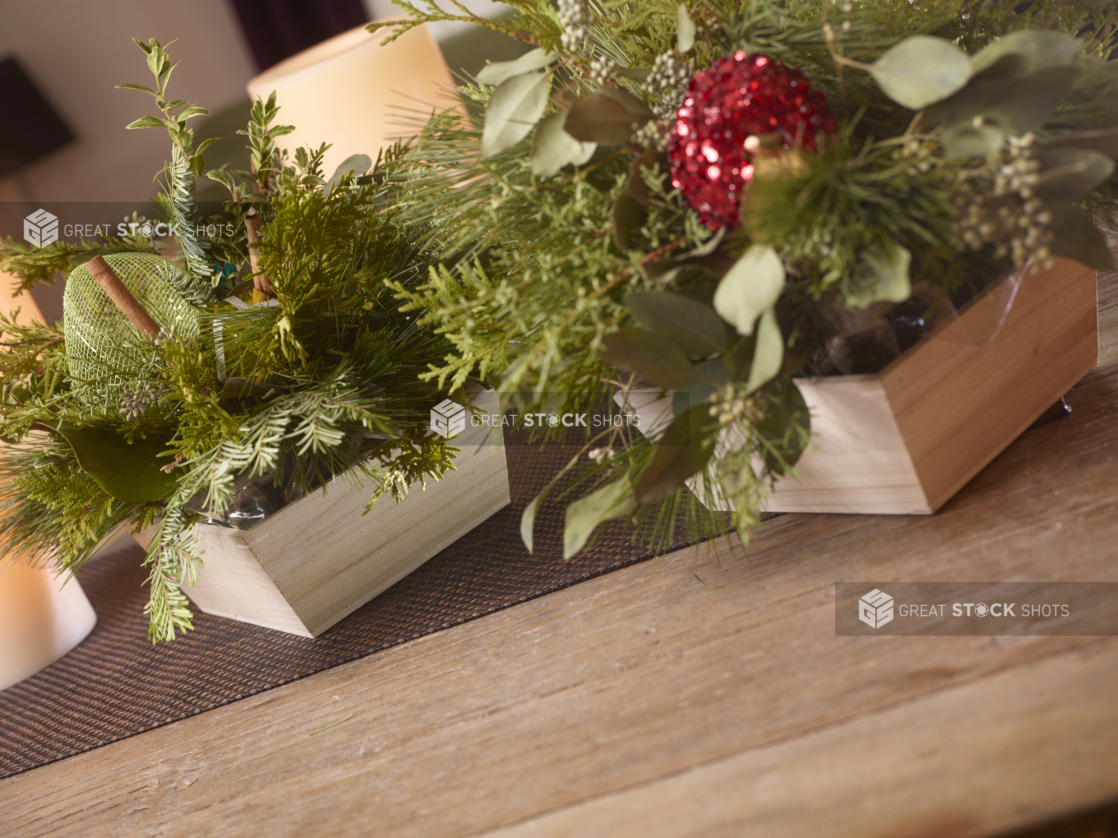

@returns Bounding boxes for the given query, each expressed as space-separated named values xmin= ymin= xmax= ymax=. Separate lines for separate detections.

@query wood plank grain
xmin=479 ymin=640 xmax=1118 ymax=838
xmin=4 ymin=368 xmax=1117 ymax=837
xmin=1 ymin=271 xmax=1115 ymax=838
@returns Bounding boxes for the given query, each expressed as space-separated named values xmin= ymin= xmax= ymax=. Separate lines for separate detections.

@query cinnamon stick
xmin=85 ymin=256 xmax=161 ymax=336
xmin=244 ymin=214 xmax=273 ymax=295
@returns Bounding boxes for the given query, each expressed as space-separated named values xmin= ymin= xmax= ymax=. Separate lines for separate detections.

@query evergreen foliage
xmin=377 ymin=0 xmax=1118 ymax=554
xmin=5 ymin=2 xmax=1118 ymax=641
xmin=0 ymin=40 xmax=464 ymax=642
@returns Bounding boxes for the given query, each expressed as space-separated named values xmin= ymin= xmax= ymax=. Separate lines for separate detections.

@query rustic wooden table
xmin=3 ymin=265 xmax=1117 ymax=838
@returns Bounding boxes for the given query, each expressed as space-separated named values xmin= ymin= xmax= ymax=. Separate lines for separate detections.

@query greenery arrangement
xmin=369 ymin=0 xmax=1118 ymax=557
xmin=3 ymin=1 xmax=1118 ymax=643
xmin=0 ymin=39 xmax=461 ymax=641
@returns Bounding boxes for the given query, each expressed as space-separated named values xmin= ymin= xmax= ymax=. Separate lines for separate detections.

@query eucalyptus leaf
xmin=521 ymin=452 xmax=580 ymax=554
xmin=521 ymin=493 xmax=542 ymax=553
xmin=598 ymin=87 xmax=655 ymax=117
xmin=848 ymin=243 xmax=912 ymax=308
xmin=635 ymin=403 xmax=716 ymax=504
xmin=601 ymin=329 xmax=702 ymax=389
xmin=476 ymin=48 xmax=558 ymax=86
xmin=681 ymin=227 xmax=726 ymax=259
xmin=564 ymin=476 xmax=636 ymax=559
xmin=531 ymin=111 xmax=596 ymax=177
xmin=645 ymin=248 xmax=735 ymax=285
xmin=1047 ymin=203 xmax=1115 ymax=270
xmin=746 ymin=308 xmax=783 ymax=394
xmin=925 ymin=66 xmax=1078 ymax=135
xmin=645 ymin=263 xmax=685 ymax=285
xmin=616 ymin=67 xmax=651 ymax=82
xmin=712 ymin=244 xmax=786 ymax=336
xmin=988 ymin=67 xmax=1079 ymax=135
xmin=566 ymin=91 xmax=652 ymax=146
xmin=672 ymin=358 xmax=730 ymax=415
xmin=1044 ymin=126 xmax=1118 ymax=159
xmin=971 ymin=30 xmax=1082 ymax=76
xmin=869 ymin=36 xmax=972 ymax=110
xmin=755 ymin=377 xmax=810 ymax=475
xmin=970 ymin=53 xmax=1028 ymax=83
xmin=940 ymin=123 xmax=1005 ymax=158
xmin=50 ymin=423 xmax=177 ymax=502
xmin=1034 ymin=147 xmax=1114 ymax=201
xmin=481 ymin=72 xmax=551 ymax=159
xmin=677 ymin=4 xmax=696 ymax=53
xmin=624 ymin=290 xmax=731 ymax=355
xmin=728 ymin=333 xmax=757 ymax=382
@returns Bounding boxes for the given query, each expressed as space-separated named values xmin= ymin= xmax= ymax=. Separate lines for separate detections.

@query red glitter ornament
xmin=667 ymin=52 xmax=837 ymax=230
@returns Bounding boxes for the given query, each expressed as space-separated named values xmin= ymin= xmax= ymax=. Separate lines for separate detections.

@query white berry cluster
xmin=893 ymin=130 xmax=1054 ymax=272
xmin=588 ymin=446 xmax=616 ymax=464
xmin=119 ymin=382 xmax=164 ymax=421
xmin=708 ymin=383 xmax=760 ymax=426
xmin=893 ymin=135 xmax=938 ymax=175
xmin=952 ymin=134 xmax=1054 ymax=271
xmin=558 ymin=0 xmax=591 ymax=53
xmin=633 ymin=119 xmax=672 ymax=151
xmin=588 ymin=56 xmax=617 ymax=87
xmin=644 ymin=52 xmax=693 ymax=119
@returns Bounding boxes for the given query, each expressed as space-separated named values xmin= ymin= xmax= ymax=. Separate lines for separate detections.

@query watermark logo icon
xmin=24 ymin=209 xmax=59 ymax=248
xmin=430 ymin=399 xmax=466 ymax=439
xmin=858 ymin=588 xmax=894 ymax=629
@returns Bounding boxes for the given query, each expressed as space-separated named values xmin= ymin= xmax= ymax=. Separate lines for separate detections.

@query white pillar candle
xmin=247 ymin=22 xmax=458 ymax=178
xmin=0 ymin=271 xmax=97 ymax=691
xmin=0 ymin=561 xmax=97 ymax=691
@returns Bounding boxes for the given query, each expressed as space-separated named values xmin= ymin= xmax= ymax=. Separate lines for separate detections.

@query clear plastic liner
xmin=187 ymin=459 xmax=324 ymax=531
xmin=825 ymin=261 xmax=1029 ymax=375
xmin=184 ymin=430 xmax=392 ymax=529
xmin=939 ymin=261 xmax=1027 ymax=349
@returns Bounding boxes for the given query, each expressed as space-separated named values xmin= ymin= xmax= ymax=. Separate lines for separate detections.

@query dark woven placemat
xmin=0 ymin=436 xmax=705 ymax=779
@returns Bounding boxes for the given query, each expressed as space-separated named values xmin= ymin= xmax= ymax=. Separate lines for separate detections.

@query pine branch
xmin=141 ymin=503 xmax=201 ymax=643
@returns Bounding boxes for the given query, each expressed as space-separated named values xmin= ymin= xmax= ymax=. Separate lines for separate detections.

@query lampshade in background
xmin=0 ymin=270 xmax=97 ymax=692
xmin=246 ymin=22 xmax=457 ymax=177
